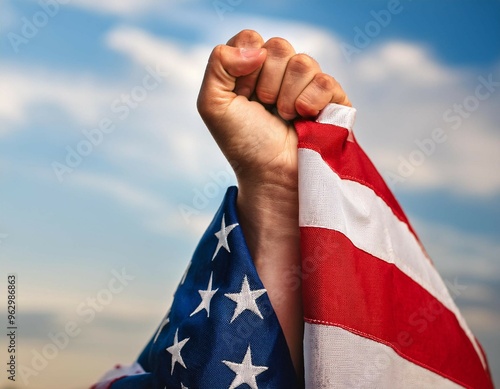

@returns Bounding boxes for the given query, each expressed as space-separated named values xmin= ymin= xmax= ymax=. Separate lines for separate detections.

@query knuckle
xmin=209 ymin=44 xmax=225 ymax=62
xmin=263 ymin=37 xmax=295 ymax=58
xmin=238 ymin=28 xmax=259 ymax=37
xmin=313 ymin=73 xmax=336 ymax=92
xmin=233 ymin=29 xmax=263 ymax=46
xmin=288 ymin=54 xmax=317 ymax=73
xmin=214 ymin=43 xmax=225 ymax=54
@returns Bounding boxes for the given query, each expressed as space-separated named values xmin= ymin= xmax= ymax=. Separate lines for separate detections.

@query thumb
xmin=197 ymin=45 xmax=266 ymax=121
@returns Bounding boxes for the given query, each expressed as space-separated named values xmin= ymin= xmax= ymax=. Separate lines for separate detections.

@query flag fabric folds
xmin=92 ymin=104 xmax=493 ymax=389
xmin=296 ymin=104 xmax=493 ymax=389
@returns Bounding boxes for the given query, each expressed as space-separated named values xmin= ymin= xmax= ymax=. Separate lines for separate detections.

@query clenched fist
xmin=197 ymin=29 xmax=350 ymax=192
xmin=197 ymin=30 xmax=350 ymax=384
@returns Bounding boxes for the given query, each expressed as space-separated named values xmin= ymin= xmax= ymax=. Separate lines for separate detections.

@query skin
xmin=197 ymin=29 xmax=351 ymax=385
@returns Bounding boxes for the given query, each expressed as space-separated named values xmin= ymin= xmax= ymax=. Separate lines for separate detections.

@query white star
xmin=222 ymin=345 xmax=268 ymax=389
xmin=166 ymin=329 xmax=190 ymax=375
xmin=181 ymin=384 xmax=188 ymax=389
xmin=153 ymin=310 xmax=170 ymax=343
xmin=212 ymin=214 xmax=238 ymax=260
xmin=190 ymin=272 xmax=219 ymax=318
xmin=224 ymin=276 xmax=266 ymax=323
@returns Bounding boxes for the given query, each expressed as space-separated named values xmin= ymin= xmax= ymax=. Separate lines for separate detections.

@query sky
xmin=0 ymin=0 xmax=499 ymax=388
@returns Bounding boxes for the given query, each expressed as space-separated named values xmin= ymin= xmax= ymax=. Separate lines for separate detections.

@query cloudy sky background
xmin=0 ymin=0 xmax=499 ymax=388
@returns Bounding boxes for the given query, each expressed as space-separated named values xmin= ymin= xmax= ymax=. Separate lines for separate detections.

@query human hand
xmin=197 ymin=29 xmax=351 ymax=195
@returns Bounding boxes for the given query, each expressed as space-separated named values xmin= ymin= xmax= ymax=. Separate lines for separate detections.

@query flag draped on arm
xmin=91 ymin=104 xmax=493 ymax=389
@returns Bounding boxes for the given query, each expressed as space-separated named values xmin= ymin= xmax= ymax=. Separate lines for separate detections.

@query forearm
xmin=236 ymin=181 xmax=304 ymax=384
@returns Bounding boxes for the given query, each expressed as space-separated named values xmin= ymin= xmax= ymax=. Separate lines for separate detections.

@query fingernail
xmin=240 ymin=48 xmax=263 ymax=58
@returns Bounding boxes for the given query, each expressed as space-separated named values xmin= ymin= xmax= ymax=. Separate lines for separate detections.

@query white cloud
xmin=105 ymin=26 xmax=208 ymax=89
xmin=67 ymin=171 xmax=213 ymax=238
xmin=100 ymin=26 xmax=232 ymax=182
xmin=69 ymin=172 xmax=169 ymax=213
xmin=355 ymin=41 xmax=460 ymax=86
xmin=348 ymin=54 xmax=500 ymax=196
xmin=0 ymin=65 xmax=119 ymax=134
xmin=431 ymin=119 xmax=500 ymax=196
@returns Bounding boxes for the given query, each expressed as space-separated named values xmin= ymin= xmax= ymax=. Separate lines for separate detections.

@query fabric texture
xmin=92 ymin=104 xmax=493 ymax=389
xmin=296 ymin=104 xmax=493 ymax=389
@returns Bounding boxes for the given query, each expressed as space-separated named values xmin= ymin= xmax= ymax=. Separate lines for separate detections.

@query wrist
xmin=236 ymin=180 xmax=299 ymax=250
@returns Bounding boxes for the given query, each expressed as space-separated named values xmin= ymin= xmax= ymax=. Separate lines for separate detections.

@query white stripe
xmin=298 ymin=147 xmax=484 ymax=367
xmin=317 ymin=103 xmax=357 ymax=131
xmin=304 ymin=323 xmax=464 ymax=389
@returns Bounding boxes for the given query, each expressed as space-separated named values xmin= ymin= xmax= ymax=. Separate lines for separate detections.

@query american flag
xmin=92 ymin=104 xmax=493 ymax=388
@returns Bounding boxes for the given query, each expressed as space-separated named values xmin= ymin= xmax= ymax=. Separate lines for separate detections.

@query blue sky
xmin=1 ymin=1 xmax=499 ymax=388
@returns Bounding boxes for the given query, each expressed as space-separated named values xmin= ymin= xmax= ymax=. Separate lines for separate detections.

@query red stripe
xmin=301 ymin=226 xmax=493 ymax=389
xmin=295 ymin=119 xmax=420 ymax=241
